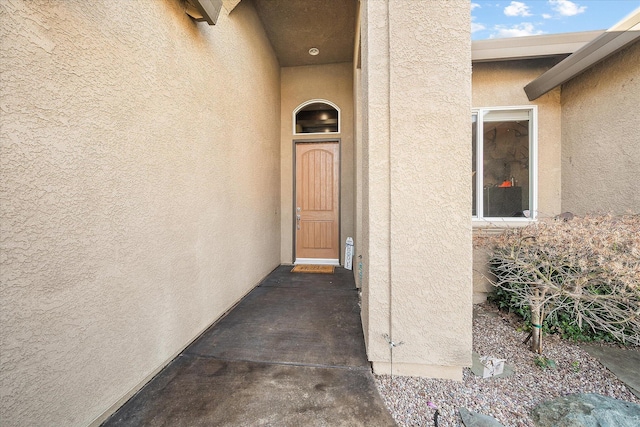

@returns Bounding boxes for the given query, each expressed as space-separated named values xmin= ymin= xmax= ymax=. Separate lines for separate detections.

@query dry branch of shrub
xmin=483 ymin=214 xmax=640 ymax=348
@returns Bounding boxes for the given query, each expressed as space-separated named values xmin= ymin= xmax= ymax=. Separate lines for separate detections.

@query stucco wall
xmin=360 ymin=0 xmax=472 ymax=380
xmin=561 ymin=40 xmax=640 ymax=215
xmin=360 ymin=0 xmax=391 ymax=367
xmin=472 ymin=58 xmax=563 ymax=219
xmin=354 ymin=65 xmax=364 ymax=289
xmin=0 ymin=1 xmax=280 ymax=426
xmin=280 ymin=63 xmax=354 ymax=264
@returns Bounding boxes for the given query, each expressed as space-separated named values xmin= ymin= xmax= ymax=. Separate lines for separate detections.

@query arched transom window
xmin=294 ymin=100 xmax=340 ymax=134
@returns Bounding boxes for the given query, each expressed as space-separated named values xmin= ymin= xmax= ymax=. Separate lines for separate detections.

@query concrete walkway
xmin=102 ymin=266 xmax=396 ymax=426
xmin=582 ymin=344 xmax=640 ymax=399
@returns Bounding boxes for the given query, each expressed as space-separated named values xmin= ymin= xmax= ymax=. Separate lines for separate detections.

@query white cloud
xmin=471 ymin=14 xmax=486 ymax=33
xmin=492 ymin=23 xmax=545 ymax=38
xmin=549 ymin=0 xmax=587 ymax=16
xmin=471 ymin=3 xmax=481 ymax=11
xmin=542 ymin=13 xmax=552 ymax=19
xmin=472 ymin=22 xmax=486 ymax=33
xmin=504 ymin=1 xmax=532 ymax=17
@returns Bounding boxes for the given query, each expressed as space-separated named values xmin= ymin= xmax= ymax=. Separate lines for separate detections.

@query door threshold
xmin=294 ymin=258 xmax=340 ymax=266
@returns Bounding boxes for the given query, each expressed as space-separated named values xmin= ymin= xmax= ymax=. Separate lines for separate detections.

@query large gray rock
xmin=532 ymin=393 xmax=640 ymax=427
xmin=459 ymin=408 xmax=505 ymax=427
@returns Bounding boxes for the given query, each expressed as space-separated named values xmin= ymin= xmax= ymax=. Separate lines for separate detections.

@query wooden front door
xmin=295 ymin=142 xmax=340 ymax=262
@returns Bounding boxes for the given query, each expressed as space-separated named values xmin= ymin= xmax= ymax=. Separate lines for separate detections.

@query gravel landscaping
xmin=375 ymin=303 xmax=639 ymax=427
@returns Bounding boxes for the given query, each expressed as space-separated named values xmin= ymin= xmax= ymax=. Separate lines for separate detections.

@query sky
xmin=472 ymin=0 xmax=640 ymax=39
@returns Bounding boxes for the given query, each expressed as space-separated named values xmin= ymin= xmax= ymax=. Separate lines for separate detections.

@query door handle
xmin=296 ymin=214 xmax=301 ymax=229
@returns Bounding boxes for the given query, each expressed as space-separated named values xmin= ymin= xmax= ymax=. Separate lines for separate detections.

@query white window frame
xmin=293 ymin=99 xmax=341 ymax=136
xmin=472 ymin=105 xmax=538 ymax=227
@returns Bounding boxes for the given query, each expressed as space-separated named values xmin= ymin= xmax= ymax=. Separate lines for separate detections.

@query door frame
xmin=292 ymin=138 xmax=341 ymax=265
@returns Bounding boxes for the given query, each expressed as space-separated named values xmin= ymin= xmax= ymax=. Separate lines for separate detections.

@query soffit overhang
xmin=250 ymin=0 xmax=358 ymax=67
xmin=524 ymin=8 xmax=640 ymax=101
xmin=472 ymin=30 xmax=603 ymax=63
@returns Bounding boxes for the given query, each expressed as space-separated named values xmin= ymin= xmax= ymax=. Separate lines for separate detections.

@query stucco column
xmin=361 ymin=0 xmax=473 ymax=379
xmin=360 ymin=0 xmax=392 ymax=365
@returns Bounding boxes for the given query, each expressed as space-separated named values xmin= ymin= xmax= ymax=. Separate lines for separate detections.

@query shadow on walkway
xmin=102 ymin=265 xmax=396 ymax=426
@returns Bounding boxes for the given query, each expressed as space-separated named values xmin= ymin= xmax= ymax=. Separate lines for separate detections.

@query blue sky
xmin=472 ymin=0 xmax=640 ymax=39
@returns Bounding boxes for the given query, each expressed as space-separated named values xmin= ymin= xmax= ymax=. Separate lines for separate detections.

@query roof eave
xmin=524 ymin=8 xmax=640 ymax=101
xmin=472 ymin=30 xmax=603 ymax=63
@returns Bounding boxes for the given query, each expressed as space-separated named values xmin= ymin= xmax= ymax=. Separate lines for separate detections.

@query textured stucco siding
xmin=360 ymin=0 xmax=391 ymax=365
xmin=472 ymin=58 xmax=563 ymax=219
xmin=280 ymin=63 xmax=354 ymax=264
xmin=560 ymin=40 xmax=640 ymax=215
xmin=0 ymin=1 xmax=280 ymax=426
xmin=361 ymin=0 xmax=472 ymax=379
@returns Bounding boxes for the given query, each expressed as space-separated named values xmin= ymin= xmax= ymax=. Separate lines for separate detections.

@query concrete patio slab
xmin=258 ymin=264 xmax=357 ymax=291
xmin=582 ymin=344 xmax=640 ymax=399
xmin=101 ymin=265 xmax=395 ymax=426
xmin=102 ymin=356 xmax=394 ymax=427
xmin=185 ymin=285 xmax=368 ymax=368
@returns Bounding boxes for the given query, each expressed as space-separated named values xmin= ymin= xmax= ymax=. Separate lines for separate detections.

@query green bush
xmin=481 ymin=214 xmax=640 ymax=347
xmin=489 ymin=289 xmax=616 ymax=342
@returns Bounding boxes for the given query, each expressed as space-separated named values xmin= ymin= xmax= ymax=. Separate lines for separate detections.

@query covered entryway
xmin=294 ymin=141 xmax=340 ymax=265
xmin=1 ymin=1 xmax=475 ymax=425
xmin=263 ymin=0 xmax=357 ymax=268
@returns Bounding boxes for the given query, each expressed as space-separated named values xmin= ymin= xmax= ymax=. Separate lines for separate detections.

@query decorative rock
xmin=471 ymin=352 xmax=514 ymax=379
xmin=459 ymin=408 xmax=505 ymax=427
xmin=532 ymin=393 xmax=640 ymax=427
xmin=555 ymin=211 xmax=575 ymax=221
xmin=375 ymin=304 xmax=640 ymax=427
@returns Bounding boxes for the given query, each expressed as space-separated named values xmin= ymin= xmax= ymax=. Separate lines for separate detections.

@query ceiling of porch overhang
xmin=250 ymin=0 xmax=358 ymax=67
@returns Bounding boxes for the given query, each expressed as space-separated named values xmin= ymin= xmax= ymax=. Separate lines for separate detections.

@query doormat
xmin=291 ymin=265 xmax=335 ymax=274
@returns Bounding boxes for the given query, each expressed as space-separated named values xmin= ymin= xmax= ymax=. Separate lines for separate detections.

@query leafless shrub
xmin=482 ymin=214 xmax=640 ymax=352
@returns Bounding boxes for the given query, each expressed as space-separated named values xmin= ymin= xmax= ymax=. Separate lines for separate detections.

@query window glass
xmin=473 ymin=108 xmax=535 ymax=220
xmin=295 ymin=102 xmax=339 ymax=134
